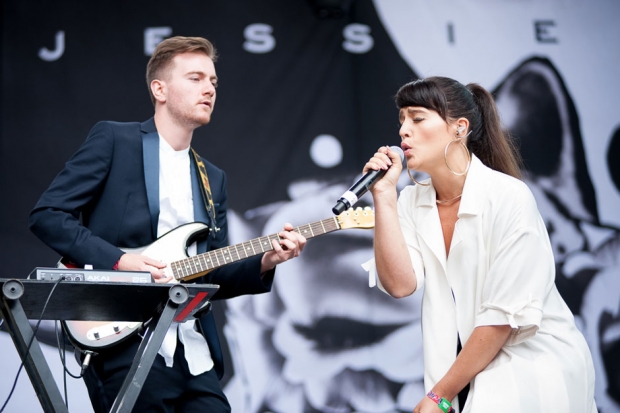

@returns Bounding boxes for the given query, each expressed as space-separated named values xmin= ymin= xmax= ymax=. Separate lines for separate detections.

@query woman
xmin=363 ymin=77 xmax=597 ymax=413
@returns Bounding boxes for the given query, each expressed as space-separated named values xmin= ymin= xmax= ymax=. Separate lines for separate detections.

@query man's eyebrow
xmin=186 ymin=71 xmax=218 ymax=82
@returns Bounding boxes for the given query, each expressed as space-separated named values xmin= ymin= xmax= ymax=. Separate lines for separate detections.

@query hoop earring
xmin=444 ymin=132 xmax=472 ymax=176
xmin=407 ymin=168 xmax=430 ymax=186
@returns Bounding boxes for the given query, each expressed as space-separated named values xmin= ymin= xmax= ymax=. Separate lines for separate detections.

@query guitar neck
xmin=171 ymin=216 xmax=341 ymax=281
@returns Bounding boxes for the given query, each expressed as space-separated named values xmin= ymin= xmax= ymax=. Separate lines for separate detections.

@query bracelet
xmin=427 ymin=390 xmax=455 ymax=413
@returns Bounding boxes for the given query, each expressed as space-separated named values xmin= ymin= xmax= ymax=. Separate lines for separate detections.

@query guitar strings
xmin=173 ymin=218 xmax=343 ymax=278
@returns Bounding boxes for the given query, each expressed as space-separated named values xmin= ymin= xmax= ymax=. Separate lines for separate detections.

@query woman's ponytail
xmin=467 ymin=83 xmax=522 ymax=179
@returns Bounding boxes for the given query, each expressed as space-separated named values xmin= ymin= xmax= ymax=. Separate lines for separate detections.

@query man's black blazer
xmin=29 ymin=117 xmax=273 ymax=378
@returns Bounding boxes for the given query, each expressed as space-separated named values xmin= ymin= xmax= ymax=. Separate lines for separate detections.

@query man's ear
xmin=151 ymin=79 xmax=166 ymax=104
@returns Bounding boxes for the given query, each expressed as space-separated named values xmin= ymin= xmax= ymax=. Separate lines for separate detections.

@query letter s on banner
xmin=342 ymin=23 xmax=373 ymax=54
xmin=243 ymin=23 xmax=276 ymax=54
xmin=144 ymin=27 xmax=173 ymax=56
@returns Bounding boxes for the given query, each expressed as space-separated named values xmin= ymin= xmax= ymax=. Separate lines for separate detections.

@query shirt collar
xmin=413 ymin=154 xmax=487 ymax=217
xmin=159 ymin=134 xmax=190 ymax=158
xmin=458 ymin=154 xmax=485 ymax=217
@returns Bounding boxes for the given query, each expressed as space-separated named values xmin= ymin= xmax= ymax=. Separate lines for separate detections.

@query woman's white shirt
xmin=364 ymin=155 xmax=597 ymax=413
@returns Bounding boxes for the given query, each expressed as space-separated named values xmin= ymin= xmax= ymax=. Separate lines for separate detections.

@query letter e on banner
xmin=534 ymin=20 xmax=558 ymax=43
xmin=243 ymin=24 xmax=275 ymax=54
xmin=144 ymin=27 xmax=173 ymax=56
xmin=342 ymin=23 xmax=373 ymax=54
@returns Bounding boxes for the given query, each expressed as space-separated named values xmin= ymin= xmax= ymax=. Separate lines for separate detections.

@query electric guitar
xmin=62 ymin=207 xmax=374 ymax=350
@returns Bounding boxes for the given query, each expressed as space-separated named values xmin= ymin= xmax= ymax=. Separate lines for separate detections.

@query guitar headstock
xmin=336 ymin=207 xmax=375 ymax=229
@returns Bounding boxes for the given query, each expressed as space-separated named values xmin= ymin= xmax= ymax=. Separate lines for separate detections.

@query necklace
xmin=436 ymin=193 xmax=462 ymax=204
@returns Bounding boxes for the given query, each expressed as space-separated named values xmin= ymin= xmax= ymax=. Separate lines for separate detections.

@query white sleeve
xmin=475 ymin=191 xmax=553 ymax=345
xmin=398 ymin=191 xmax=424 ymax=292
xmin=362 ymin=188 xmax=425 ymax=294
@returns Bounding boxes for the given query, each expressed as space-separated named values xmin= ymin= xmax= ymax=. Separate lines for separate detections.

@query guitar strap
xmin=190 ymin=148 xmax=220 ymax=235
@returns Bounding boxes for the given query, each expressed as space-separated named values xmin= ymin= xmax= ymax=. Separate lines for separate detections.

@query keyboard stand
xmin=0 ymin=279 xmax=218 ymax=413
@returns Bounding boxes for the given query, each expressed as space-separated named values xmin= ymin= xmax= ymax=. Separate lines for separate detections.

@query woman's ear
xmin=455 ymin=118 xmax=470 ymax=135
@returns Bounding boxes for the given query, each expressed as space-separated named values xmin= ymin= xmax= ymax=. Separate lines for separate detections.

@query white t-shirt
xmin=157 ymin=135 xmax=213 ymax=375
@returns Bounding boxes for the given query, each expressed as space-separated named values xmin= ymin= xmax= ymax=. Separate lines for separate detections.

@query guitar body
xmin=123 ymin=222 xmax=211 ymax=275
xmin=62 ymin=222 xmax=210 ymax=351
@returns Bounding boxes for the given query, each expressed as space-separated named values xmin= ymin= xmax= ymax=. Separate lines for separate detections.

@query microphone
xmin=332 ymin=146 xmax=405 ymax=215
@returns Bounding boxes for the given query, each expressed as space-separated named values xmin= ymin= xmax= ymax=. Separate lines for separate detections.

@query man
xmin=29 ymin=36 xmax=306 ymax=412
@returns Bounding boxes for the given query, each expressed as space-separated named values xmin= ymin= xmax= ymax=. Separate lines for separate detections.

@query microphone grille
xmin=389 ymin=146 xmax=405 ymax=164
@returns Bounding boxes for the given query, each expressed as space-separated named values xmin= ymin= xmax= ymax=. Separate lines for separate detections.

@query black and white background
xmin=1 ymin=1 xmax=619 ymax=412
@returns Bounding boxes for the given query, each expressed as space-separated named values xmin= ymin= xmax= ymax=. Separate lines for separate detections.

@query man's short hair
xmin=146 ymin=36 xmax=218 ymax=106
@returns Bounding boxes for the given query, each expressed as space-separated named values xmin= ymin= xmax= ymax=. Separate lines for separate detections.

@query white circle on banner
xmin=310 ymin=135 xmax=343 ymax=168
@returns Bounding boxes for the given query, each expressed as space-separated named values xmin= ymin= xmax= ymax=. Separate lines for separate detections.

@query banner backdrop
xmin=1 ymin=1 xmax=619 ymax=412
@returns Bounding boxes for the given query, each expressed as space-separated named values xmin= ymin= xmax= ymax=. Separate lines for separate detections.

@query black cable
xmin=0 ymin=277 xmax=64 ymax=413
xmin=55 ymin=320 xmax=81 ymax=379
xmin=55 ymin=322 xmax=71 ymax=408
xmin=63 ymin=337 xmax=68 ymax=408
xmin=54 ymin=318 xmax=88 ymax=410
xmin=54 ymin=321 xmax=67 ymax=407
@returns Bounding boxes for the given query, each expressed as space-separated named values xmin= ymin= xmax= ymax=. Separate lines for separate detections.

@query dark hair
xmin=395 ymin=77 xmax=522 ymax=178
xmin=146 ymin=36 xmax=218 ymax=106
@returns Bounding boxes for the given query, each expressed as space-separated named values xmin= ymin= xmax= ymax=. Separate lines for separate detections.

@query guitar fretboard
xmin=170 ymin=217 xmax=341 ymax=280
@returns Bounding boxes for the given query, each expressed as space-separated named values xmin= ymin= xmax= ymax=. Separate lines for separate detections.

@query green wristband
xmin=437 ymin=398 xmax=452 ymax=413
xmin=427 ymin=390 xmax=455 ymax=413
